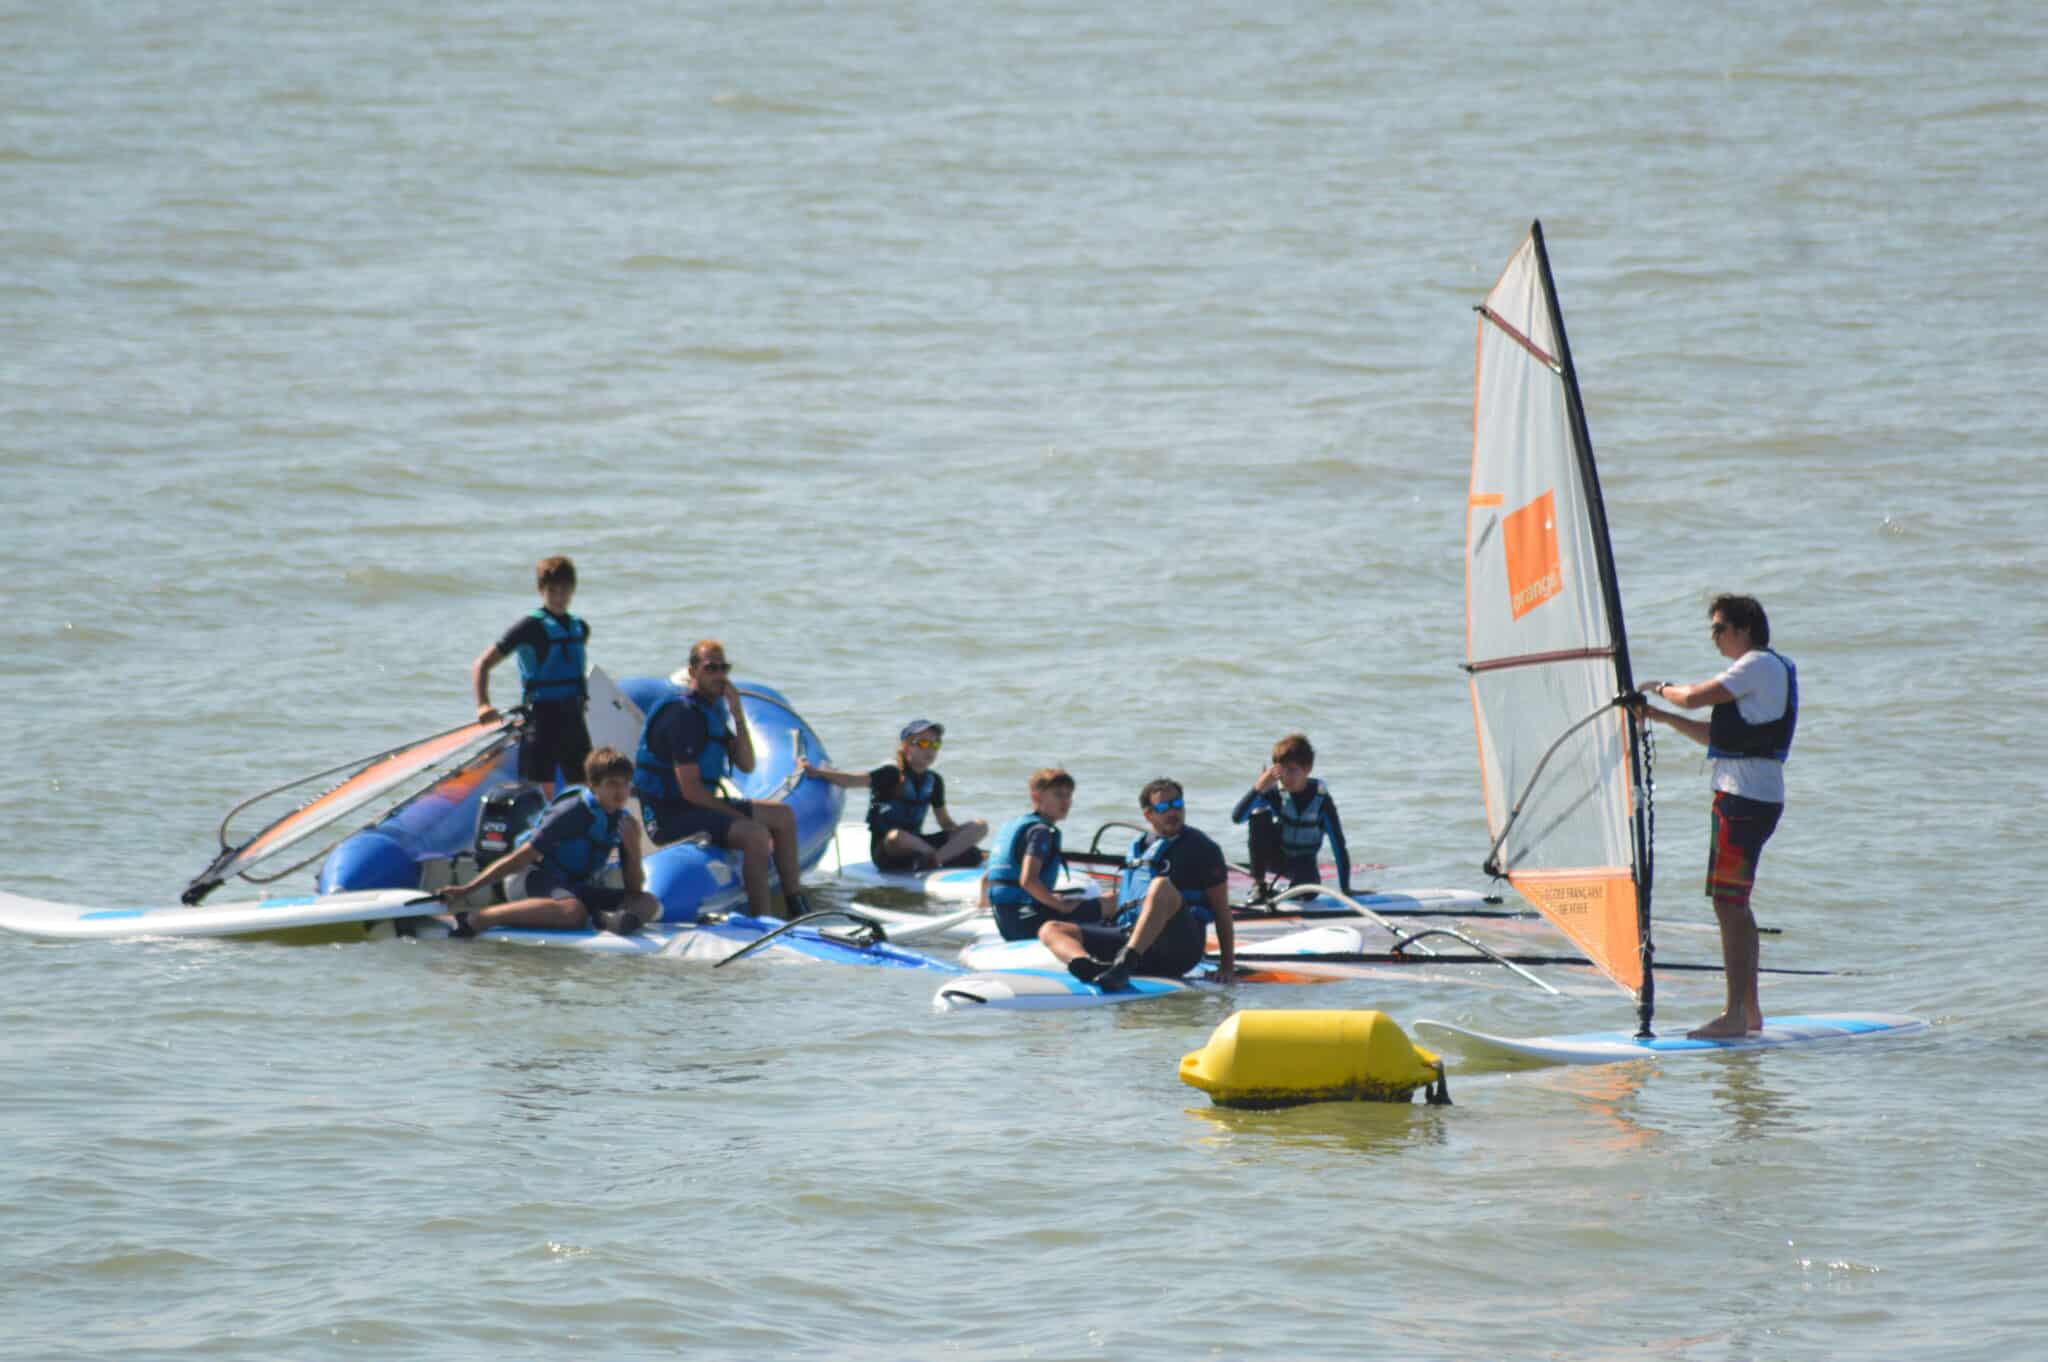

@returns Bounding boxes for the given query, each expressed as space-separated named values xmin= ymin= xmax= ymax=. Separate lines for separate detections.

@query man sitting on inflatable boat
xmin=633 ymin=638 xmax=813 ymax=920
xmin=1038 ymin=778 xmax=1235 ymax=990
xmin=435 ymin=747 xmax=659 ymax=937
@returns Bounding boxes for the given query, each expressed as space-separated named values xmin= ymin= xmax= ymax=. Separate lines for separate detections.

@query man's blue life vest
xmin=518 ymin=786 xmax=620 ymax=887
xmin=1116 ymin=834 xmax=1213 ymax=927
xmin=868 ymin=768 xmax=937 ymax=834
xmin=632 ymin=691 xmax=732 ymax=806
xmin=985 ymin=813 xmax=1061 ymax=909
xmin=515 ymin=609 xmax=589 ymax=705
xmin=1706 ymin=650 xmax=1799 ymax=762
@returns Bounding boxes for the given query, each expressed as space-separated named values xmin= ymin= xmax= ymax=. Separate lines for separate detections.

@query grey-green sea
xmin=5 ymin=3 xmax=2044 ymax=1358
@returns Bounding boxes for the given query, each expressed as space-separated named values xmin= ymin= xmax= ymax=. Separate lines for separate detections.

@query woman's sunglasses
xmin=909 ymin=737 xmax=941 ymax=750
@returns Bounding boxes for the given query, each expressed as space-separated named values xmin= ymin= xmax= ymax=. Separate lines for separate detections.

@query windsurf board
xmin=1413 ymin=1013 xmax=1932 ymax=1068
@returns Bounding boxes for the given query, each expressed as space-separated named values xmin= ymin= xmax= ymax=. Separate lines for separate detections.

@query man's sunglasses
xmin=1147 ymin=796 xmax=1185 ymax=813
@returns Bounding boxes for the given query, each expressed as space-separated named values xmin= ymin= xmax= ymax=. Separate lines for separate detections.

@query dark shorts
xmin=524 ymin=867 xmax=627 ymax=917
xmin=870 ymin=831 xmax=984 ymax=873
xmin=1707 ymin=792 xmax=1783 ymax=906
xmin=1077 ymin=911 xmax=1206 ymax=979
xmin=992 ymin=894 xmax=1103 ymax=942
xmin=518 ymin=701 xmax=591 ymax=786
xmin=644 ymin=798 xmax=755 ymax=849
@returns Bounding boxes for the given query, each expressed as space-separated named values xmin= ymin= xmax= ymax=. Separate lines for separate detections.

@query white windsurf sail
xmin=1465 ymin=222 xmax=1657 ymax=1033
xmin=182 ymin=717 xmax=515 ymax=903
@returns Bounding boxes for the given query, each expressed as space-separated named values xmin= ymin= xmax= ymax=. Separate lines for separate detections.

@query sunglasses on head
xmin=909 ymin=737 xmax=941 ymax=750
xmin=1148 ymin=796 xmax=1185 ymax=813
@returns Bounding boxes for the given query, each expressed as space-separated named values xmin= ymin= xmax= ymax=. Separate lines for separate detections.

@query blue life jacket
xmin=1265 ymin=780 xmax=1329 ymax=858
xmin=632 ymin=690 xmax=732 ymax=806
xmin=985 ymin=813 xmax=1061 ymax=909
xmin=867 ymin=767 xmax=937 ymax=834
xmin=1115 ymin=834 xmax=1214 ymax=927
xmin=1706 ymin=650 xmax=1798 ymax=762
xmin=515 ymin=609 xmax=589 ymax=705
xmin=518 ymin=786 xmax=620 ymax=887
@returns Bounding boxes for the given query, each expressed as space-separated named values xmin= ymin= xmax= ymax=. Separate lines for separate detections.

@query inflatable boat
xmin=318 ymin=671 xmax=843 ymax=923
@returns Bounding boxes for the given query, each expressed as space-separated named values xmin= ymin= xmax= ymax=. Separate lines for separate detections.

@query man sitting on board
xmin=980 ymin=767 xmax=1101 ymax=941
xmin=631 ymin=638 xmax=813 ymax=919
xmin=1038 ymin=778 xmax=1235 ymax=990
xmin=1631 ymin=594 xmax=1797 ymax=1039
xmin=469 ymin=554 xmax=593 ymax=792
xmin=436 ymin=747 xmax=659 ymax=937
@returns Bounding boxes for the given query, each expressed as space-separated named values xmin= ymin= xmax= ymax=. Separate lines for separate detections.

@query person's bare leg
xmin=467 ymin=896 xmax=587 ymax=933
xmin=756 ymin=802 xmax=803 ymax=894
xmin=729 ymin=819 xmax=776 ymax=917
xmin=1039 ymin=920 xmax=1088 ymax=964
xmin=881 ymin=828 xmax=940 ymax=866
xmin=931 ymin=820 xmax=988 ymax=866
xmin=1689 ymin=894 xmax=1762 ymax=1038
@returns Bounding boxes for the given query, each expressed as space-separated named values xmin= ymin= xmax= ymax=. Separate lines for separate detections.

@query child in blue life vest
xmin=800 ymin=719 xmax=988 ymax=871
xmin=470 ymin=554 xmax=592 ymax=790
xmin=978 ymin=767 xmax=1102 ymax=940
xmin=1230 ymin=732 xmax=1355 ymax=900
xmin=436 ymin=747 xmax=660 ymax=938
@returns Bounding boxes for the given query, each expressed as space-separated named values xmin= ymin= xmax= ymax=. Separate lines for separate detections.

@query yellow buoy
xmin=1179 ymin=1009 xmax=1450 ymax=1109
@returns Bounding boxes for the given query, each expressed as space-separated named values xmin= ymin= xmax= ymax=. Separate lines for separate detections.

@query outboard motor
xmin=475 ymin=782 xmax=549 ymax=865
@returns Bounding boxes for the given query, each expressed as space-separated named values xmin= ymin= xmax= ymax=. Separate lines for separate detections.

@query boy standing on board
xmin=470 ymin=555 xmax=592 ymax=791
xmin=436 ymin=747 xmax=659 ymax=937
xmin=1631 ymin=594 xmax=1797 ymax=1039
xmin=1230 ymin=732 xmax=1356 ymax=900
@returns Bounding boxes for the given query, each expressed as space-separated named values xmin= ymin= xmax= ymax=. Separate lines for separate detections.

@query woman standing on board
xmin=1631 ymin=594 xmax=1798 ymax=1039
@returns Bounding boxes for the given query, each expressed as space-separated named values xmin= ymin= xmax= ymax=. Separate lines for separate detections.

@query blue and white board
xmin=1412 ymin=1013 xmax=1932 ymax=1068
xmin=0 ymin=887 xmax=438 ymax=941
xmin=934 ymin=967 xmax=1219 ymax=1012
xmin=416 ymin=914 xmax=960 ymax=970
xmin=824 ymin=823 xmax=1103 ymax=904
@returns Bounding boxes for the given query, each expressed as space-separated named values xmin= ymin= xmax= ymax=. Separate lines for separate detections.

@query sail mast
xmin=1526 ymin=220 xmax=1657 ymax=1035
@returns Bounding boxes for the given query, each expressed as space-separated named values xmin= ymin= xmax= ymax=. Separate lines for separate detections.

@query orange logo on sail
xmin=1503 ymin=490 xmax=1563 ymax=620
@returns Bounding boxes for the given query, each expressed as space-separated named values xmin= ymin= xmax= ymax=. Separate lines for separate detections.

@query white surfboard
xmin=581 ymin=665 xmax=646 ymax=752
xmin=0 ymin=887 xmax=439 ymax=941
xmin=933 ymin=967 xmax=1219 ymax=1012
xmin=823 ymin=823 xmax=1104 ymax=904
xmin=1413 ymin=1013 xmax=1932 ymax=1068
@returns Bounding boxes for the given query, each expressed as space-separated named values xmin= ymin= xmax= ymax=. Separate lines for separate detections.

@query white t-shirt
xmin=1709 ymin=649 xmax=1791 ymax=803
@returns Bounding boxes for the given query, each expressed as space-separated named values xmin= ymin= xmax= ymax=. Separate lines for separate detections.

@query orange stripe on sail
xmin=1505 ymin=867 xmax=1643 ymax=994
xmin=1468 ymin=492 xmax=1504 ymax=507
xmin=236 ymin=722 xmax=500 ymax=862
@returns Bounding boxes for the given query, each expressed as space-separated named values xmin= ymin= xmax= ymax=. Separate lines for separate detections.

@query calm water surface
xmin=4 ymin=2 xmax=2044 ymax=1358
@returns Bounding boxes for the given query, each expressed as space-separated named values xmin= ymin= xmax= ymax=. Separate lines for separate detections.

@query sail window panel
xmin=1470 ymin=658 xmax=1633 ymax=875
